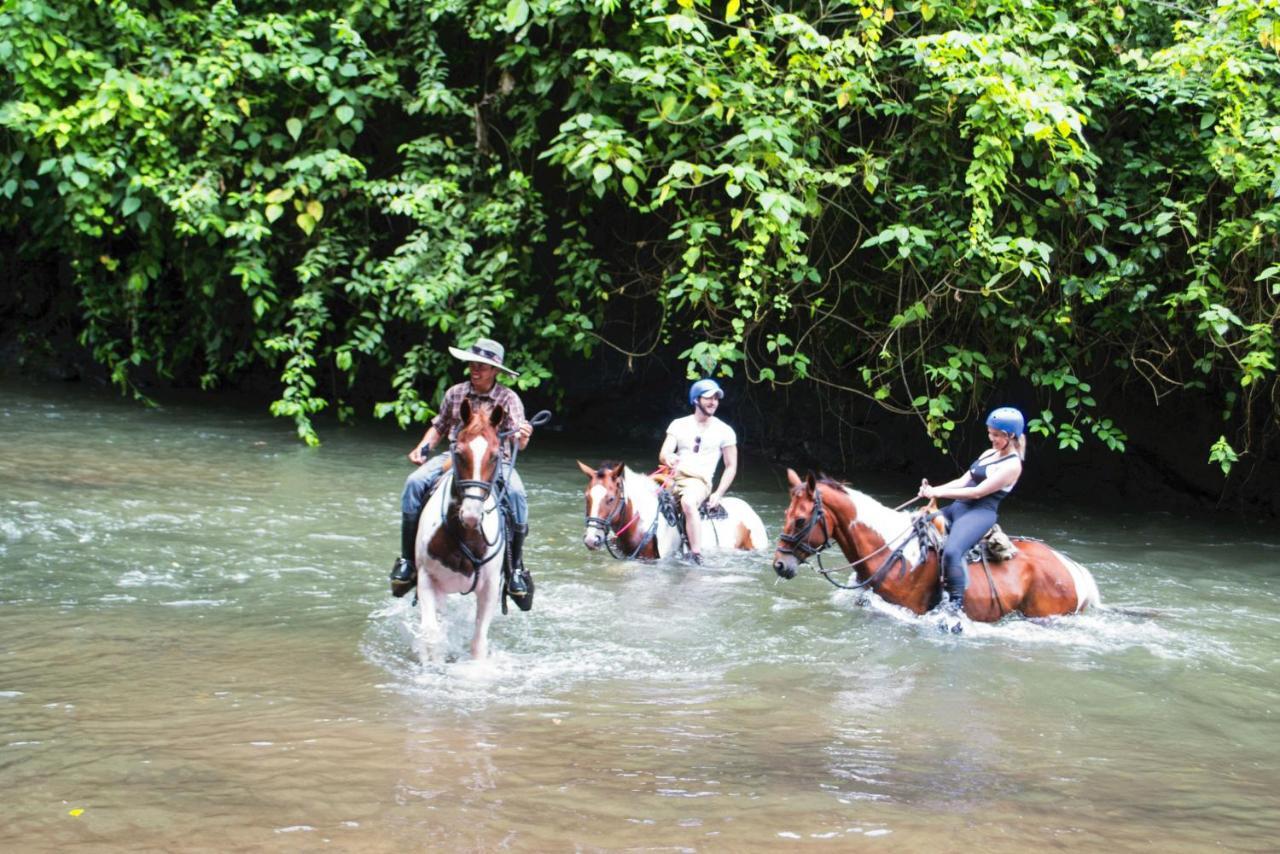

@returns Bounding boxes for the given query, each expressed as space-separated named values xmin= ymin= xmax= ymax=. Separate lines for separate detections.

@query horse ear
xmin=576 ymin=460 xmax=596 ymax=478
xmin=610 ymin=462 xmax=626 ymax=480
xmin=786 ymin=468 xmax=802 ymax=487
xmin=490 ymin=404 xmax=505 ymax=427
xmin=459 ymin=399 xmax=471 ymax=424
xmin=804 ymin=470 xmax=817 ymax=493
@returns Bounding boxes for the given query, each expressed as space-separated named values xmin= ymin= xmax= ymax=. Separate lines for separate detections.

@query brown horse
xmin=413 ymin=400 xmax=509 ymax=661
xmin=771 ymin=469 xmax=1100 ymax=620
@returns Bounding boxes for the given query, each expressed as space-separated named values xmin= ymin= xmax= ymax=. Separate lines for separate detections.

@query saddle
xmin=699 ymin=503 xmax=729 ymax=521
xmin=964 ymin=524 xmax=1019 ymax=563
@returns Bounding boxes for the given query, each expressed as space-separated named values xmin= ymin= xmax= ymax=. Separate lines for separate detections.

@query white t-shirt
xmin=665 ymin=415 xmax=737 ymax=484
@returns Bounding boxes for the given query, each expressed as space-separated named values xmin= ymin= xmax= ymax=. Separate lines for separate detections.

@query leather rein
xmin=441 ymin=437 xmax=511 ymax=594
xmin=778 ymin=486 xmax=939 ymax=593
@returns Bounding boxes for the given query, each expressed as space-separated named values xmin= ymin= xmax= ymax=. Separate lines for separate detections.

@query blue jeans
xmin=401 ymin=453 xmax=527 ymax=526
xmin=940 ymin=499 xmax=998 ymax=602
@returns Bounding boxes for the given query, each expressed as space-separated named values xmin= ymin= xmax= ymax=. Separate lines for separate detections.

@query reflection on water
xmin=2 ymin=381 xmax=1278 ymax=850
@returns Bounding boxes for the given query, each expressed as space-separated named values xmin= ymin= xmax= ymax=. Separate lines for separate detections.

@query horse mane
xmin=803 ymin=472 xmax=922 ymax=564
xmin=621 ymin=464 xmax=660 ymax=520
xmin=790 ymin=471 xmax=848 ymax=496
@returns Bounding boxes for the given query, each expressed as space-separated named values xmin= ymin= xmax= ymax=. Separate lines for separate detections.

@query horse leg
xmin=417 ymin=572 xmax=446 ymax=663
xmin=470 ymin=566 xmax=502 ymax=661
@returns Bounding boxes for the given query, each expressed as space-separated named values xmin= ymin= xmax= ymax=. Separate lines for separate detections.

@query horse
xmin=771 ymin=469 xmax=1100 ymax=620
xmin=577 ymin=461 xmax=768 ymax=559
xmin=413 ymin=400 xmax=509 ymax=661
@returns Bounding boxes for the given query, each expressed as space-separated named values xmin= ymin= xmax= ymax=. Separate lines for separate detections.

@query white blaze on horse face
xmin=585 ymin=483 xmax=608 ymax=546
xmin=588 ymin=483 xmax=607 ymax=519
xmin=458 ymin=434 xmax=490 ymax=525
xmin=466 ymin=435 xmax=489 ymax=482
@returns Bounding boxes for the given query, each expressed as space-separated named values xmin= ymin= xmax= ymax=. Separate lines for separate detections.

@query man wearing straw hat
xmin=390 ymin=338 xmax=535 ymax=609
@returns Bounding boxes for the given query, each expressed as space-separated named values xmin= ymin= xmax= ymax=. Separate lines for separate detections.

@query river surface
xmin=1 ymin=381 xmax=1277 ymax=851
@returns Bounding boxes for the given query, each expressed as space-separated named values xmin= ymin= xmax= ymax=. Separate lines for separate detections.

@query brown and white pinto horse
xmin=771 ymin=469 xmax=1100 ymax=620
xmin=413 ymin=400 xmax=509 ymax=661
xmin=577 ymin=461 xmax=768 ymax=558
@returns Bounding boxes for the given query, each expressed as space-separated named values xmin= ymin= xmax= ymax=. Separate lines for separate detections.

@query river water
xmin=1 ymin=381 xmax=1277 ymax=851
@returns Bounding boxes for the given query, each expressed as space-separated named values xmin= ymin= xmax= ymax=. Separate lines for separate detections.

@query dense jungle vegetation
xmin=2 ymin=0 xmax=1277 ymax=486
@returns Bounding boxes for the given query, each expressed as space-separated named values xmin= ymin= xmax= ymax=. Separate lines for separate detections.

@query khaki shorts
xmin=673 ymin=475 xmax=710 ymax=505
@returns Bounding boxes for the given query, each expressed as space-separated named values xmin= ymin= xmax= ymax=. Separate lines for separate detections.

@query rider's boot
xmin=505 ymin=523 xmax=534 ymax=611
xmin=390 ymin=512 xmax=419 ymax=598
xmin=940 ymin=586 xmax=965 ymax=634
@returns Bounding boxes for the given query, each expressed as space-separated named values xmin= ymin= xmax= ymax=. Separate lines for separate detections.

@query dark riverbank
xmin=4 ymin=339 xmax=1275 ymax=521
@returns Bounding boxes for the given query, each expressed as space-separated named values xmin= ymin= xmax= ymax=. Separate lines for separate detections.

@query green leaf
xmin=504 ymin=0 xmax=530 ymax=29
xmin=122 ymin=196 xmax=141 ymax=217
xmin=335 ymin=105 xmax=355 ymax=125
xmin=286 ymin=118 xmax=303 ymax=141
xmin=297 ymin=213 xmax=316 ymax=236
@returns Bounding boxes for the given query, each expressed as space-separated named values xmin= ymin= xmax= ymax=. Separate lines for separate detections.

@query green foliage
xmin=2 ymin=0 xmax=1277 ymax=476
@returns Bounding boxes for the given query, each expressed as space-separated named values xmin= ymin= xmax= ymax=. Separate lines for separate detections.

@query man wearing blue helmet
xmin=918 ymin=406 xmax=1026 ymax=619
xmin=658 ymin=378 xmax=739 ymax=564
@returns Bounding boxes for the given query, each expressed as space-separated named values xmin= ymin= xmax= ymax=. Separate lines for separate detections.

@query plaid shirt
xmin=431 ymin=380 xmax=526 ymax=454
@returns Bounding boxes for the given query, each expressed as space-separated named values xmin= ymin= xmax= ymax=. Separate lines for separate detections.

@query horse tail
xmin=745 ymin=510 xmax=768 ymax=551
xmin=1053 ymin=548 xmax=1101 ymax=612
xmin=719 ymin=498 xmax=768 ymax=551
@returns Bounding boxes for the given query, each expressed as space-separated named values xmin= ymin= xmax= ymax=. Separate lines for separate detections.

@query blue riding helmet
xmin=986 ymin=406 xmax=1025 ymax=437
xmin=688 ymin=379 xmax=725 ymax=406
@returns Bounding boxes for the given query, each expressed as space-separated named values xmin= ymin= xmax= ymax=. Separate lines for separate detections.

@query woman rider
xmin=918 ymin=407 xmax=1026 ymax=615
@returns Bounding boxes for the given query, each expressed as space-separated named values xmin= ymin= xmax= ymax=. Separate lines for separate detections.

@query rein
xmin=440 ymin=471 xmax=504 ymax=595
xmin=780 ymin=486 xmax=939 ymax=593
xmin=587 ymin=474 xmax=662 ymax=561
xmin=811 ymin=513 xmax=939 ymax=592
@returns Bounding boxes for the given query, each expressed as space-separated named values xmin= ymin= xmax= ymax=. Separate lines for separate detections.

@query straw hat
xmin=447 ymin=338 xmax=519 ymax=376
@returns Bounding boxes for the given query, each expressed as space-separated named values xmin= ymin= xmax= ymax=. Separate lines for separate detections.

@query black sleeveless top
xmin=960 ymin=451 xmax=1020 ymax=512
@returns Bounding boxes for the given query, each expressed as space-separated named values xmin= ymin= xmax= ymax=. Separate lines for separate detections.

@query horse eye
xmin=794 ymin=516 xmax=806 ymax=528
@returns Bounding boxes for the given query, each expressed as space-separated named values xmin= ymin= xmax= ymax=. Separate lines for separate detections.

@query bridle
xmin=776 ymin=485 xmax=832 ymax=560
xmin=778 ymin=483 xmax=939 ymax=593
xmin=585 ymin=474 xmax=659 ymax=560
xmin=441 ymin=434 xmax=506 ymax=592
xmin=585 ymin=475 xmax=627 ymax=539
xmin=429 ymin=408 xmax=551 ymax=595
xmin=451 ymin=441 xmax=500 ymax=504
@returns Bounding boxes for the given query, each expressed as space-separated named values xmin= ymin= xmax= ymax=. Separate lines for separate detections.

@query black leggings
xmin=940 ymin=500 xmax=998 ymax=601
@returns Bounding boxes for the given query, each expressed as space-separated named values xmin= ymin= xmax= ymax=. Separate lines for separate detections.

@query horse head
xmin=773 ymin=468 xmax=834 ymax=579
xmin=578 ymin=460 xmax=627 ymax=550
xmin=451 ymin=400 xmax=505 ymax=528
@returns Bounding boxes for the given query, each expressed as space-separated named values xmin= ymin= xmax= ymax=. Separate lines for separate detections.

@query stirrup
xmin=505 ymin=568 xmax=534 ymax=612
xmin=390 ymin=557 xmax=416 ymax=598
